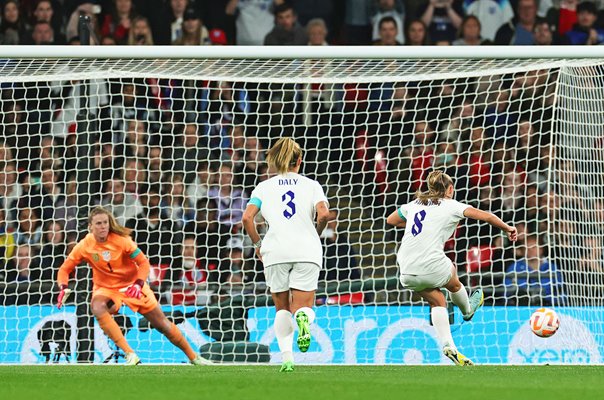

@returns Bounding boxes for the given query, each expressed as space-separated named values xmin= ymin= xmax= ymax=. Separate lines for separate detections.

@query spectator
xmin=200 ymin=0 xmax=235 ymax=43
xmin=320 ymin=210 xmax=361 ymax=282
xmin=186 ymin=161 xmax=215 ymax=205
xmin=0 ymin=162 xmax=21 ymax=226
xmin=343 ymin=0 xmax=373 ymax=44
xmin=123 ymin=158 xmax=147 ymax=195
xmin=463 ymin=0 xmax=514 ymax=42
xmin=30 ymin=21 xmax=55 ymax=45
xmin=14 ymin=207 xmax=42 ymax=247
xmin=102 ymin=0 xmax=137 ymax=45
xmin=183 ymin=198 xmax=221 ymax=274
xmin=160 ymin=175 xmax=195 ymax=229
xmin=64 ymin=2 xmax=101 ymax=44
xmin=40 ymin=167 xmax=64 ymax=220
xmin=373 ymin=15 xmax=401 ymax=45
xmin=495 ymin=0 xmax=538 ymax=45
xmin=172 ymin=234 xmax=211 ymax=304
xmin=168 ymin=0 xmax=189 ymax=42
xmin=0 ymin=0 xmax=28 ymax=45
xmin=545 ymin=0 xmax=578 ymax=37
xmin=208 ymin=163 xmax=246 ymax=232
xmin=533 ymin=19 xmax=554 ymax=45
xmin=306 ymin=18 xmax=329 ymax=45
xmin=128 ymin=16 xmax=154 ymax=45
xmin=227 ymin=0 xmax=281 ymax=45
xmin=40 ymin=220 xmax=65 ymax=282
xmin=30 ymin=0 xmax=65 ymax=44
xmin=452 ymin=15 xmax=489 ymax=45
xmin=100 ymin=178 xmax=143 ymax=226
xmin=172 ymin=7 xmax=211 ymax=45
xmin=51 ymin=78 xmax=109 ymax=137
xmin=101 ymin=35 xmax=117 ymax=45
xmin=371 ymin=0 xmax=405 ymax=44
xmin=504 ymin=234 xmax=564 ymax=305
xmin=126 ymin=203 xmax=180 ymax=273
xmin=14 ymin=244 xmax=40 ymax=282
xmin=264 ymin=3 xmax=307 ymax=45
xmin=172 ymin=124 xmax=205 ymax=182
xmin=419 ymin=0 xmax=463 ymax=44
xmin=564 ymin=1 xmax=604 ymax=45
xmin=405 ymin=19 xmax=429 ymax=45
xmin=0 ymin=208 xmax=16 ymax=282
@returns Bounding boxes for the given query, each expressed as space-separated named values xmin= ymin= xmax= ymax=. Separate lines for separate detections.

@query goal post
xmin=0 ymin=46 xmax=603 ymax=365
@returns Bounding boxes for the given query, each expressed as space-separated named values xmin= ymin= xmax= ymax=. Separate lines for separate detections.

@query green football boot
xmin=280 ymin=361 xmax=294 ymax=372
xmin=296 ymin=311 xmax=311 ymax=352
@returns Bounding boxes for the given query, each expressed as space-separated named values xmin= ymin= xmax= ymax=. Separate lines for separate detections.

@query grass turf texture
xmin=0 ymin=365 xmax=601 ymax=400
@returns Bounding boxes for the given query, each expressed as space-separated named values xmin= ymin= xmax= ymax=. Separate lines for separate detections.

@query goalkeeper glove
xmin=125 ymin=279 xmax=145 ymax=299
xmin=57 ymin=285 xmax=72 ymax=309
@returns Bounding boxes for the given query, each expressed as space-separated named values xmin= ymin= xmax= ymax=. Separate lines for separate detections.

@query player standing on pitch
xmin=242 ymin=137 xmax=330 ymax=372
xmin=56 ymin=207 xmax=208 ymax=365
xmin=387 ymin=170 xmax=517 ymax=365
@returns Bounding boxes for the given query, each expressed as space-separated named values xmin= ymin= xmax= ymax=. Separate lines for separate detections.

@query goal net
xmin=0 ymin=48 xmax=603 ymax=365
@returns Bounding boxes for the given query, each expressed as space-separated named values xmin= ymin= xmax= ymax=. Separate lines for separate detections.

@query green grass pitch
xmin=1 ymin=365 xmax=602 ymax=400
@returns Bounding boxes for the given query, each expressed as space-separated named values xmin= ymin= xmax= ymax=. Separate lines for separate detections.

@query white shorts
xmin=264 ymin=262 xmax=320 ymax=293
xmin=400 ymin=266 xmax=453 ymax=292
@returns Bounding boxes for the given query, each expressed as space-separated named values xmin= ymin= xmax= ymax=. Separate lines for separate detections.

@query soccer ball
xmin=529 ymin=308 xmax=560 ymax=338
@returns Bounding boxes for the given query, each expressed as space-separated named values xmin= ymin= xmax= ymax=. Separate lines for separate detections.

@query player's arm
xmin=386 ymin=208 xmax=407 ymax=228
xmin=125 ymin=241 xmax=151 ymax=299
xmin=463 ymin=207 xmax=517 ymax=242
xmin=56 ymin=245 xmax=84 ymax=309
xmin=242 ymin=203 xmax=262 ymax=260
xmin=315 ymin=201 xmax=330 ymax=236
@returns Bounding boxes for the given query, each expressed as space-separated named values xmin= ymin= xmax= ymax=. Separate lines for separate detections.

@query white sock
xmin=450 ymin=286 xmax=472 ymax=316
xmin=432 ymin=306 xmax=455 ymax=349
xmin=274 ymin=310 xmax=294 ymax=362
xmin=295 ymin=307 xmax=315 ymax=325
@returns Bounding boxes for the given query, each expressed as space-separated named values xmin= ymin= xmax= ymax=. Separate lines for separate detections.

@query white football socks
xmin=274 ymin=309 xmax=295 ymax=363
xmin=294 ymin=307 xmax=315 ymax=325
xmin=432 ymin=306 xmax=455 ymax=349
xmin=450 ymin=286 xmax=471 ymax=316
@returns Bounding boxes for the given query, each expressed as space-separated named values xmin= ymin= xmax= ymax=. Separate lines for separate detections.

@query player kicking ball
xmin=243 ymin=137 xmax=330 ymax=372
xmin=386 ymin=170 xmax=517 ymax=365
xmin=56 ymin=207 xmax=208 ymax=366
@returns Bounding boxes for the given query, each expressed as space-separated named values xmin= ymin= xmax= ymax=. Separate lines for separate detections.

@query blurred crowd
xmin=2 ymin=0 xmax=604 ymax=46
xmin=1 ymin=0 xmax=603 ymax=309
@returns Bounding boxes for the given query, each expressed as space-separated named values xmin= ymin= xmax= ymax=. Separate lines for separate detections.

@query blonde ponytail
xmin=266 ymin=137 xmax=302 ymax=175
xmin=415 ymin=170 xmax=454 ymax=205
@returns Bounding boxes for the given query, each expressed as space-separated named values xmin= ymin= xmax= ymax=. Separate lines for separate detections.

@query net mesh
xmin=0 ymin=56 xmax=603 ymax=364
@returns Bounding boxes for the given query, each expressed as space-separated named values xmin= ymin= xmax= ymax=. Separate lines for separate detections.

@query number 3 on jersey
xmin=411 ymin=210 xmax=427 ymax=236
xmin=282 ymin=190 xmax=296 ymax=219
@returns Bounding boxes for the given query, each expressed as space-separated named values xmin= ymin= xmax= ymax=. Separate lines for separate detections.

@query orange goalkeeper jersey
xmin=57 ymin=232 xmax=149 ymax=290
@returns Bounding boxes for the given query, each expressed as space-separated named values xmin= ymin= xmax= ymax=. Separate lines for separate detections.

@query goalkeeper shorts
xmin=92 ymin=285 xmax=158 ymax=315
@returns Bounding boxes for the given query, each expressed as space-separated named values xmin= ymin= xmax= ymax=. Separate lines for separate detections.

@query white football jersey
xmin=396 ymin=198 xmax=470 ymax=275
xmin=249 ymin=172 xmax=328 ymax=268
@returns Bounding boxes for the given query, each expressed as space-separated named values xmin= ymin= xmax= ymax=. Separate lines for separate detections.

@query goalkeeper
xmin=56 ymin=206 xmax=207 ymax=366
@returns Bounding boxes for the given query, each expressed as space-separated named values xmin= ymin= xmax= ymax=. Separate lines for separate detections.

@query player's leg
xmin=444 ymin=266 xmax=483 ymax=321
xmin=266 ymin=264 xmax=296 ymax=372
xmin=272 ymin=290 xmax=295 ymax=372
xmin=290 ymin=263 xmax=320 ymax=353
xmin=91 ymin=293 xmax=138 ymax=364
xmin=417 ymin=288 xmax=473 ymax=366
xmin=141 ymin=305 xmax=208 ymax=365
